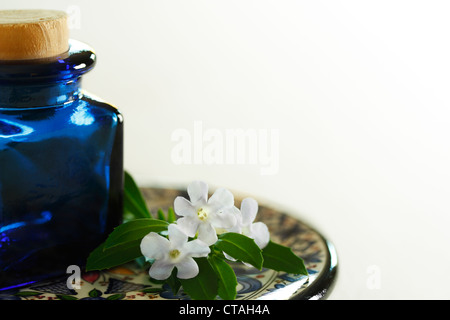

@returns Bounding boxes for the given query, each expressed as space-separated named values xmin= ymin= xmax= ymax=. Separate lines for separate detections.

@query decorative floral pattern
xmin=2 ymin=187 xmax=337 ymax=300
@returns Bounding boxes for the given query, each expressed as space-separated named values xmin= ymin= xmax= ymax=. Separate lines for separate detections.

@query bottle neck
xmin=0 ymin=40 xmax=95 ymax=109
xmin=0 ymin=77 xmax=82 ymax=109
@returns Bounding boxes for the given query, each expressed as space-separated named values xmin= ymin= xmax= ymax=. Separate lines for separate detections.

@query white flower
xmin=231 ymin=198 xmax=270 ymax=249
xmin=140 ymin=224 xmax=210 ymax=280
xmin=174 ymin=181 xmax=237 ymax=245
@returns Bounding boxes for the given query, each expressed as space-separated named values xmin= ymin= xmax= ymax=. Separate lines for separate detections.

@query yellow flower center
xmin=197 ymin=208 xmax=208 ymax=221
xmin=169 ymin=249 xmax=180 ymax=259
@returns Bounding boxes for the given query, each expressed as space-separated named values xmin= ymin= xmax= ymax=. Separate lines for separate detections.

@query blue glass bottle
xmin=0 ymin=40 xmax=123 ymax=290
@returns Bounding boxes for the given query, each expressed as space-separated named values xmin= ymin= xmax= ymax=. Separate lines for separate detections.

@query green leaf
xmin=215 ymin=233 xmax=263 ymax=270
xmin=179 ymin=258 xmax=218 ymax=300
xmin=56 ymin=295 xmax=79 ymax=300
xmin=86 ymin=240 xmax=143 ymax=271
xmin=209 ymin=255 xmax=237 ymax=300
xmin=167 ymin=207 xmax=176 ymax=223
xmin=124 ymin=171 xmax=151 ymax=219
xmin=89 ymin=289 xmax=102 ymax=298
xmin=154 ymin=208 xmax=177 ymax=223
xmin=262 ymin=241 xmax=308 ymax=275
xmin=106 ymin=293 xmax=126 ymax=300
xmin=157 ymin=208 xmax=166 ymax=221
xmin=104 ymin=218 xmax=169 ymax=249
xmin=166 ymin=269 xmax=182 ymax=295
xmin=134 ymin=256 xmax=149 ymax=268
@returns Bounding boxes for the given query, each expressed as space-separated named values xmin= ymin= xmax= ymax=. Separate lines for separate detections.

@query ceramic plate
xmin=0 ymin=187 xmax=338 ymax=300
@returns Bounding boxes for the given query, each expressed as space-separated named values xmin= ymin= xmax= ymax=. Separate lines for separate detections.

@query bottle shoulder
xmin=79 ymin=91 xmax=123 ymax=123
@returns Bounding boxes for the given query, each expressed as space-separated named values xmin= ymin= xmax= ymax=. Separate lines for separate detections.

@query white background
xmin=5 ymin=0 xmax=450 ymax=299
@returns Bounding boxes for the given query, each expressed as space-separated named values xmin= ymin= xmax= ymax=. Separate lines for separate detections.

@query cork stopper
xmin=0 ymin=9 xmax=69 ymax=60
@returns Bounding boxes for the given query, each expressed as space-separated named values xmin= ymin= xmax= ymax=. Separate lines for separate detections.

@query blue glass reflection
xmin=0 ymin=120 xmax=33 ymax=138
xmin=0 ymin=211 xmax=52 ymax=233
xmin=70 ymin=101 xmax=95 ymax=126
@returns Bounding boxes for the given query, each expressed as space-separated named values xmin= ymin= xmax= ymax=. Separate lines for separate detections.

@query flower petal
xmin=225 ymin=207 xmax=242 ymax=233
xmin=197 ymin=222 xmax=218 ymax=246
xmin=174 ymin=196 xmax=196 ymax=217
xmin=140 ymin=232 xmax=170 ymax=260
xmin=149 ymin=260 xmax=174 ymax=280
xmin=168 ymin=224 xmax=188 ymax=248
xmin=223 ymin=252 xmax=237 ymax=262
xmin=250 ymin=222 xmax=270 ymax=249
xmin=240 ymin=198 xmax=258 ymax=226
xmin=183 ymin=239 xmax=210 ymax=258
xmin=187 ymin=181 xmax=209 ymax=205
xmin=209 ymin=208 xmax=237 ymax=230
xmin=175 ymin=257 xmax=199 ymax=279
xmin=207 ymin=188 xmax=234 ymax=212
xmin=176 ymin=216 xmax=199 ymax=238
